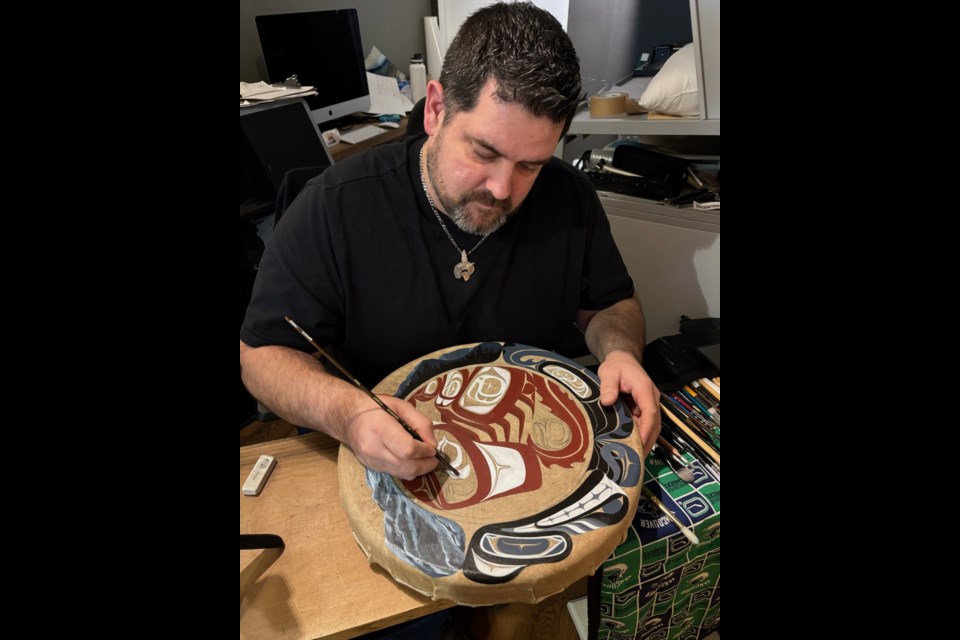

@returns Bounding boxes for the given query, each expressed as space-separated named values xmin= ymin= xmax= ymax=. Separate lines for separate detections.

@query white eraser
xmin=243 ymin=454 xmax=277 ymax=496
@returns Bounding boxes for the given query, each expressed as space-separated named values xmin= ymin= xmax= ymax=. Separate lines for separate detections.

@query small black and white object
xmin=243 ymin=454 xmax=277 ymax=496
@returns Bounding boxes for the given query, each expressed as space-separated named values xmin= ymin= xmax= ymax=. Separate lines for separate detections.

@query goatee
xmin=426 ymin=141 xmax=515 ymax=235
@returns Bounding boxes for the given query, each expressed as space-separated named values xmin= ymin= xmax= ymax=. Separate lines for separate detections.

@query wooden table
xmin=240 ymin=432 xmax=453 ymax=640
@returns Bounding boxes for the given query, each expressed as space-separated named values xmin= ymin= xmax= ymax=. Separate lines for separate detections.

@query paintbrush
xmin=641 ymin=485 xmax=699 ymax=545
xmin=660 ymin=421 xmax=720 ymax=481
xmin=655 ymin=436 xmax=695 ymax=483
xmin=699 ymin=378 xmax=720 ymax=403
xmin=284 ymin=316 xmax=459 ymax=477
xmin=681 ymin=384 xmax=720 ymax=426
xmin=691 ymin=379 xmax=720 ymax=409
xmin=661 ymin=403 xmax=720 ymax=468
xmin=662 ymin=394 xmax=720 ymax=451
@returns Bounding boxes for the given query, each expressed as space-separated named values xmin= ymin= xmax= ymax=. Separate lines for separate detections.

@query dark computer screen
xmin=255 ymin=9 xmax=370 ymax=125
xmin=239 ymin=123 xmax=277 ymax=219
xmin=239 ymin=100 xmax=331 ymax=218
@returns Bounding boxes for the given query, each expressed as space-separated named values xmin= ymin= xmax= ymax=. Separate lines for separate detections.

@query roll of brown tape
xmin=590 ymin=92 xmax=627 ymax=117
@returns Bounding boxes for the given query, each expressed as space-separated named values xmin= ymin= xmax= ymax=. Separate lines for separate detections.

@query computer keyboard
xmin=339 ymin=125 xmax=387 ymax=145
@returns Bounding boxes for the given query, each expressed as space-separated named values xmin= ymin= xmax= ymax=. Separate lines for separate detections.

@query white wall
xmin=601 ymin=196 xmax=720 ymax=342
xmin=438 ymin=0 xmax=569 ymax=51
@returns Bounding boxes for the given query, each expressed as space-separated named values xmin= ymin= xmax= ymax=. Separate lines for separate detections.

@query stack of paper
xmin=365 ymin=73 xmax=414 ymax=115
xmin=240 ymin=81 xmax=317 ymax=107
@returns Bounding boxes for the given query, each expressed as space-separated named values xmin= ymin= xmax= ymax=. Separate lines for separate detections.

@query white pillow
xmin=638 ymin=43 xmax=699 ymax=117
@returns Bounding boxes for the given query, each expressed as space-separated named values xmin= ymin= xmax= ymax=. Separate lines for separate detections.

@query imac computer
xmin=255 ymin=9 xmax=370 ymax=126
xmin=240 ymin=99 xmax=331 ymax=209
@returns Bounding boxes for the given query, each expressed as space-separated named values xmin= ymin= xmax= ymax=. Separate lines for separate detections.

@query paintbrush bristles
xmin=653 ymin=445 xmax=695 ymax=483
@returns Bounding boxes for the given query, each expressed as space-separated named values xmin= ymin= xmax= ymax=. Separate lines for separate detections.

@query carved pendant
xmin=453 ymin=250 xmax=475 ymax=281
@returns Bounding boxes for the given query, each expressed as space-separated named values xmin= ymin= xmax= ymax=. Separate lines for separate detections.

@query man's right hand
xmin=343 ymin=395 xmax=440 ymax=480
xmin=240 ymin=342 xmax=441 ymax=478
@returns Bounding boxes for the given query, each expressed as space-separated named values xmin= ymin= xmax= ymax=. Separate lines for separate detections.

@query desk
xmin=329 ymin=118 xmax=408 ymax=163
xmin=240 ymin=432 xmax=453 ymax=640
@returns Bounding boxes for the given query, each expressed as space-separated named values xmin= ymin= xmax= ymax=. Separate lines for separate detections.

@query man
xmin=240 ymin=2 xmax=659 ymax=480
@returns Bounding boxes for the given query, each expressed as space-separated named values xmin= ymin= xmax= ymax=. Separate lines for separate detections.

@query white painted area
xmin=475 ymin=442 xmax=527 ymax=500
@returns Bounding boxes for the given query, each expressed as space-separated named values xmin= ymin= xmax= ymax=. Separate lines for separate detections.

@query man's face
xmin=424 ymin=79 xmax=564 ymax=235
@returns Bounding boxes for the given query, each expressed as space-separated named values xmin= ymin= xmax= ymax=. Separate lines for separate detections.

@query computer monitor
xmin=255 ymin=9 xmax=371 ymax=126
xmin=240 ymin=99 xmax=332 ymax=218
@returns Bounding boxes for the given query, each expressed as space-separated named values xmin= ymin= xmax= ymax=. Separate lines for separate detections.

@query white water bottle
xmin=410 ymin=54 xmax=426 ymax=104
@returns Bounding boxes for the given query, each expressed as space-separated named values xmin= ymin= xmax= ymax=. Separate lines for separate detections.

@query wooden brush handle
xmin=662 ymin=404 xmax=720 ymax=466
xmin=657 ymin=435 xmax=684 ymax=460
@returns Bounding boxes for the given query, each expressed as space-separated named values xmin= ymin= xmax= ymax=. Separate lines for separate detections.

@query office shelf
xmin=567 ymin=0 xmax=719 ymax=140
xmin=598 ymin=191 xmax=719 ymax=234
xmin=568 ymin=111 xmax=720 ymax=137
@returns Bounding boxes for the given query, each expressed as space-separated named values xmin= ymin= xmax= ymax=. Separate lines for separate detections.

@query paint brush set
xmin=642 ymin=377 xmax=720 ymax=546
xmin=647 ymin=376 xmax=721 ymax=482
xmin=659 ymin=377 xmax=720 ymax=476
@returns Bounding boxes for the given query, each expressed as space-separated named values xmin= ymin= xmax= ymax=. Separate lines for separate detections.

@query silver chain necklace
xmin=419 ymin=146 xmax=490 ymax=281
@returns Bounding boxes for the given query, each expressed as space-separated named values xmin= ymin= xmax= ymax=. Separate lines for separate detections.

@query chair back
xmin=274 ymin=166 xmax=328 ymax=227
xmin=405 ymin=98 xmax=426 ymax=139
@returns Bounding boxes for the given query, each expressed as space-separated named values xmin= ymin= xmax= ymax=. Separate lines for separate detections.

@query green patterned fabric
xmin=598 ymin=447 xmax=720 ymax=639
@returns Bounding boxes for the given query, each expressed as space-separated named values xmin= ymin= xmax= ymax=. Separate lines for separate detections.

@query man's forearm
xmin=583 ymin=297 xmax=646 ymax=363
xmin=239 ymin=341 xmax=364 ymax=441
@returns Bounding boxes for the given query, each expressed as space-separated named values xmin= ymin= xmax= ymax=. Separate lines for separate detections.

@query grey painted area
xmin=241 ymin=0 xmax=433 ymax=82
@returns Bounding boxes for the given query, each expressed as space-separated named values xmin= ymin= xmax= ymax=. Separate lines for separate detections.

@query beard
xmin=425 ymin=134 xmax=516 ymax=235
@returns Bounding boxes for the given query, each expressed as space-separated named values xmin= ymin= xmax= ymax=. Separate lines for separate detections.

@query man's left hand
xmin=597 ymin=350 xmax=660 ymax=456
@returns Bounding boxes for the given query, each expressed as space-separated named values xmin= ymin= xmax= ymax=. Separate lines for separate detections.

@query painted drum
xmin=338 ymin=342 xmax=645 ymax=605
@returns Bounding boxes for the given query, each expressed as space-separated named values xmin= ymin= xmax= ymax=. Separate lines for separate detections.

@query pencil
xmin=284 ymin=316 xmax=459 ymax=476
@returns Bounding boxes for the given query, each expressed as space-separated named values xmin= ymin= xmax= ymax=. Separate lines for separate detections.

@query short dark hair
xmin=439 ymin=2 xmax=583 ymax=135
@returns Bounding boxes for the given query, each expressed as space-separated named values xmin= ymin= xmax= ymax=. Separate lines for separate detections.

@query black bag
xmin=643 ymin=316 xmax=720 ymax=389
xmin=581 ymin=144 xmax=689 ymax=200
